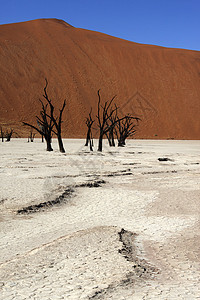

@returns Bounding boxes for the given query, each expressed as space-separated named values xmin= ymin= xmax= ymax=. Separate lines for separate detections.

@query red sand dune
xmin=0 ymin=18 xmax=199 ymax=139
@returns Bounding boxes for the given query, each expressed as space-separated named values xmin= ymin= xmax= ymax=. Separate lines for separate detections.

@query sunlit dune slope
xmin=0 ymin=18 xmax=199 ymax=139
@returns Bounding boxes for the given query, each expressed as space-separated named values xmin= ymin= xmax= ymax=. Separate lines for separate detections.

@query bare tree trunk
xmin=96 ymin=90 xmax=117 ymax=152
xmin=98 ymin=133 xmax=103 ymax=152
xmin=118 ymin=133 xmax=125 ymax=146
xmin=6 ymin=129 xmax=14 ymax=142
xmin=46 ymin=136 xmax=53 ymax=151
xmin=0 ymin=127 xmax=4 ymax=142
xmin=89 ymin=139 xmax=93 ymax=151
xmin=85 ymin=109 xmax=94 ymax=149
xmin=57 ymin=133 xmax=65 ymax=153
xmin=43 ymin=79 xmax=66 ymax=153
xmin=85 ymin=128 xmax=91 ymax=146
xmin=118 ymin=139 xmax=125 ymax=147
xmin=106 ymin=132 xmax=112 ymax=147
xmin=29 ymin=131 xmax=35 ymax=142
xmin=109 ymin=129 xmax=115 ymax=146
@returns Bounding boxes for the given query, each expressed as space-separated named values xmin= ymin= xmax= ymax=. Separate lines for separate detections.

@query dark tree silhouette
xmin=115 ymin=115 xmax=140 ymax=146
xmin=85 ymin=108 xmax=94 ymax=151
xmin=43 ymin=79 xmax=66 ymax=153
xmin=85 ymin=90 xmax=141 ymax=151
xmin=96 ymin=90 xmax=117 ymax=152
xmin=23 ymin=80 xmax=66 ymax=152
xmin=23 ymin=98 xmax=54 ymax=151
xmin=0 ymin=127 xmax=4 ymax=142
xmin=28 ymin=130 xmax=36 ymax=142
xmin=5 ymin=129 xmax=14 ymax=142
xmin=36 ymin=120 xmax=44 ymax=142
xmin=105 ymin=104 xmax=118 ymax=147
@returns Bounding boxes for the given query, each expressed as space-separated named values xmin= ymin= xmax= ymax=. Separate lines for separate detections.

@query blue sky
xmin=0 ymin=0 xmax=200 ymax=51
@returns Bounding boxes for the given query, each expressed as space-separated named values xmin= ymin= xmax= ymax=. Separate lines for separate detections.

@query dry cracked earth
xmin=0 ymin=139 xmax=199 ymax=299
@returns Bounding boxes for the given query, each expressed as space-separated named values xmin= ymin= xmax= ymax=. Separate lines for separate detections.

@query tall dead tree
xmin=23 ymin=99 xmax=54 ymax=151
xmin=96 ymin=90 xmax=117 ymax=152
xmin=43 ymin=79 xmax=66 ymax=153
xmin=115 ymin=115 xmax=140 ymax=146
xmin=105 ymin=104 xmax=118 ymax=147
xmin=85 ymin=108 xmax=94 ymax=151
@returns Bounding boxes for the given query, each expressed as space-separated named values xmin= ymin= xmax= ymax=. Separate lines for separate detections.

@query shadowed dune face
xmin=0 ymin=18 xmax=199 ymax=139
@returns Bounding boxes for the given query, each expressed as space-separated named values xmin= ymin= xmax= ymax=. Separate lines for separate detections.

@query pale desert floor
xmin=0 ymin=139 xmax=199 ymax=300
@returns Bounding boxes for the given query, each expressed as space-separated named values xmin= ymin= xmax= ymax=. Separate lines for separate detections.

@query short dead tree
xmin=0 ymin=127 xmax=4 ymax=142
xmin=115 ymin=115 xmax=140 ymax=146
xmin=85 ymin=108 xmax=94 ymax=151
xmin=28 ymin=130 xmax=36 ymax=142
xmin=96 ymin=90 xmax=118 ymax=152
xmin=23 ymin=99 xmax=54 ymax=151
xmin=43 ymin=79 xmax=66 ymax=153
xmin=5 ymin=129 xmax=14 ymax=142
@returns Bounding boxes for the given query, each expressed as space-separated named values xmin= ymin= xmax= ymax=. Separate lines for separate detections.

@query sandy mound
xmin=0 ymin=19 xmax=199 ymax=139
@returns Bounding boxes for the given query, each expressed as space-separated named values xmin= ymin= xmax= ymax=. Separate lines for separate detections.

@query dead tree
xmin=43 ymin=79 xmax=66 ymax=153
xmin=96 ymin=90 xmax=118 ymax=152
xmin=28 ymin=130 xmax=36 ymax=142
xmin=115 ymin=115 xmax=140 ymax=146
xmin=85 ymin=108 xmax=94 ymax=151
xmin=23 ymin=99 xmax=54 ymax=151
xmin=5 ymin=129 xmax=14 ymax=141
xmin=36 ymin=120 xmax=44 ymax=142
xmin=105 ymin=104 xmax=118 ymax=147
xmin=0 ymin=127 xmax=4 ymax=142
